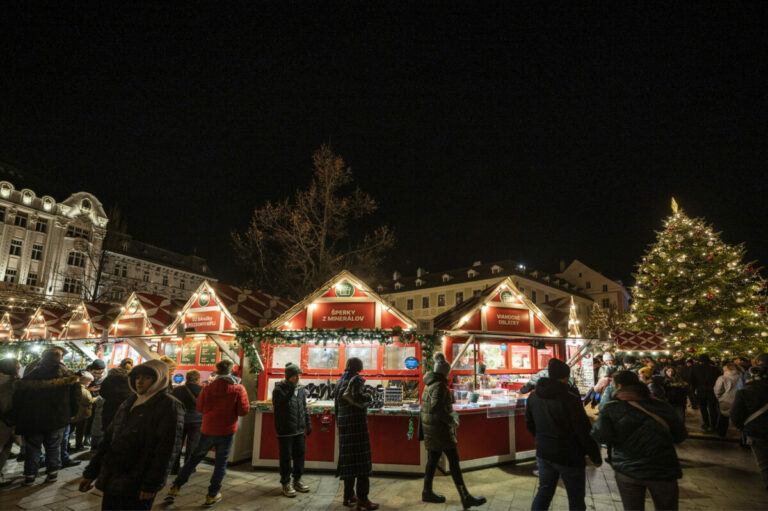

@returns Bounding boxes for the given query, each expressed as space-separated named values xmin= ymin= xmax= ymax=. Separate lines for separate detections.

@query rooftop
xmin=106 ymin=233 xmax=215 ymax=278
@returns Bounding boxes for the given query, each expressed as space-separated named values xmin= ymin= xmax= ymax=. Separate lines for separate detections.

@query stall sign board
xmin=485 ymin=307 xmax=530 ymax=333
xmin=180 ymin=342 xmax=199 ymax=365
xmin=404 ymin=356 xmax=419 ymax=370
xmin=311 ymin=302 xmax=375 ymax=329
xmin=199 ymin=341 xmax=218 ymax=366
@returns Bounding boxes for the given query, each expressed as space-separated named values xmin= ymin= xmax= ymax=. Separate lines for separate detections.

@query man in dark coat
xmin=420 ymin=353 xmax=485 ymax=508
xmin=273 ymin=362 xmax=311 ymax=498
xmin=730 ymin=360 xmax=768 ymax=490
xmin=99 ymin=358 xmax=133 ymax=430
xmin=690 ymin=353 xmax=723 ymax=431
xmin=334 ymin=357 xmax=377 ymax=510
xmin=80 ymin=359 xmax=183 ymax=510
xmin=170 ymin=368 xmax=204 ymax=474
xmin=14 ymin=347 xmax=80 ymax=485
xmin=526 ymin=358 xmax=601 ymax=510
xmin=591 ymin=370 xmax=687 ymax=510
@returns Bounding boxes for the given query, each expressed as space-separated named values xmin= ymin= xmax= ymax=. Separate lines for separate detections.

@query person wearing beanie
xmin=165 ymin=359 xmax=250 ymax=507
xmin=691 ymin=353 xmax=723 ymax=431
xmin=420 ymin=353 xmax=486 ymax=508
xmin=82 ymin=357 xmax=108 ymax=449
xmin=80 ymin=359 xmax=183 ymax=510
xmin=598 ymin=354 xmax=645 ymax=410
xmin=270 ymin=361 xmax=311 ymax=498
xmin=526 ymin=358 xmax=601 ymax=510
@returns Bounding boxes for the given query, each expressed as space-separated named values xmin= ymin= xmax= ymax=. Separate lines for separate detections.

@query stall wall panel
xmin=514 ymin=414 xmax=536 ymax=452
xmin=533 ymin=316 xmax=551 ymax=335
xmin=456 ymin=413 xmax=510 ymax=460
xmin=380 ymin=309 xmax=409 ymax=329
xmin=368 ymin=415 xmax=421 ymax=465
xmin=279 ymin=308 xmax=307 ymax=329
xmin=259 ymin=412 xmax=335 ymax=462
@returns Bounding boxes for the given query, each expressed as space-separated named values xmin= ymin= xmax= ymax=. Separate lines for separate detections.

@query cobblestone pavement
xmin=1 ymin=409 xmax=765 ymax=510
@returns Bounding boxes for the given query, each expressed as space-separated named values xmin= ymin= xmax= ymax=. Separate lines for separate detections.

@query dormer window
xmin=490 ymin=264 xmax=502 ymax=275
xmin=81 ymin=199 xmax=91 ymax=211
xmin=394 ymin=282 xmax=404 ymax=290
xmin=442 ymin=273 xmax=452 ymax=283
xmin=415 ymin=278 xmax=424 ymax=287
xmin=377 ymin=285 xmax=384 ymax=292
xmin=467 ymin=269 xmax=478 ymax=279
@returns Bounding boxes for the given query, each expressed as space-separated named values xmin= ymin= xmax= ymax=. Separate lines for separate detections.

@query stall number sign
xmin=404 ymin=356 xmax=419 ymax=370
xmin=334 ymin=282 xmax=355 ymax=297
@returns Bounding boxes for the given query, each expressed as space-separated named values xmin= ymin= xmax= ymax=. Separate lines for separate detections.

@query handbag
xmin=744 ymin=402 xmax=768 ymax=426
xmin=342 ymin=376 xmax=367 ymax=409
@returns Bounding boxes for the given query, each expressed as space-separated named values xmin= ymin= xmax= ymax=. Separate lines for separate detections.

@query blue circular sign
xmin=500 ymin=344 xmax=507 ymax=352
xmin=173 ymin=374 xmax=184 ymax=384
xmin=404 ymin=356 xmax=419 ymax=370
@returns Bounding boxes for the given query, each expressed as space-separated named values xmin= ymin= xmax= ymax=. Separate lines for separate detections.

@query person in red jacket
xmin=164 ymin=359 xmax=249 ymax=507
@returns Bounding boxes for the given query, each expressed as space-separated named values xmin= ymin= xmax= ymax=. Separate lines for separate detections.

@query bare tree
xmin=232 ymin=145 xmax=395 ymax=299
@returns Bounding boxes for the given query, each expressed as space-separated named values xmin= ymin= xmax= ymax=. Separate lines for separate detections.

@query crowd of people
xmin=0 ymin=345 xmax=765 ymax=511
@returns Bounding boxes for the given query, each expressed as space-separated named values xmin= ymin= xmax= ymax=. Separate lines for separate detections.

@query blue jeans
xmin=172 ymin=433 xmax=233 ymax=497
xmin=24 ymin=428 xmax=66 ymax=477
xmin=532 ymin=457 xmax=586 ymax=511
xmin=60 ymin=424 xmax=71 ymax=462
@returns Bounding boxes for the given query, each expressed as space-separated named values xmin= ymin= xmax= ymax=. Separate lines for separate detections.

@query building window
xmin=602 ymin=298 xmax=610 ymax=309
xmin=544 ymin=294 xmax=549 ymax=303
xmin=438 ymin=294 xmax=446 ymax=307
xmin=455 ymin=292 xmax=463 ymax=304
xmin=110 ymin=288 xmax=123 ymax=301
xmin=26 ymin=273 xmax=38 ymax=286
xmin=162 ymin=275 xmax=168 ymax=286
xmin=519 ymin=286 xmax=525 ymax=293
xmin=422 ymin=296 xmax=430 ymax=309
xmin=531 ymin=290 xmax=537 ymax=303
xmin=31 ymin=244 xmax=43 ymax=260
xmin=406 ymin=298 xmax=414 ymax=311
xmin=13 ymin=214 xmax=27 ymax=228
xmin=9 ymin=239 xmax=22 ymax=256
xmin=586 ymin=281 xmax=591 ymax=289
xmin=473 ymin=289 xmax=481 ymax=297
xmin=0 ymin=207 xmax=5 ymax=222
xmin=4 ymin=269 xmax=17 ymax=283
xmin=179 ymin=280 xmax=185 ymax=290
xmin=602 ymin=284 xmax=608 ymax=292
xmin=62 ymin=277 xmax=82 ymax=294
xmin=65 ymin=225 xmax=91 ymax=240
xmin=35 ymin=219 xmax=48 ymax=233
xmin=578 ymin=272 xmax=582 ymax=278
xmin=121 ymin=265 xmax=127 ymax=277
xmin=67 ymin=251 xmax=85 ymax=267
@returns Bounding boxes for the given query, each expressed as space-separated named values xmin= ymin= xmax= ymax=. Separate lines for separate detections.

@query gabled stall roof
xmin=110 ymin=292 xmax=185 ymax=337
xmin=270 ymin=270 xmax=417 ymax=330
xmin=0 ymin=311 xmax=27 ymax=341
xmin=433 ymin=277 xmax=559 ymax=336
xmin=23 ymin=306 xmax=73 ymax=340
xmin=614 ymin=331 xmax=668 ymax=352
xmin=61 ymin=301 xmax=122 ymax=340
xmin=167 ymin=280 xmax=293 ymax=333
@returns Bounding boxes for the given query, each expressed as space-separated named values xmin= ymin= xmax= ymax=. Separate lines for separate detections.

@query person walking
xmin=14 ymin=347 xmax=81 ymax=485
xmin=98 ymin=358 xmax=133 ymax=432
xmin=663 ymin=366 xmax=689 ymax=424
xmin=526 ymin=358 xmax=601 ymax=511
xmin=420 ymin=353 xmax=486 ymax=508
xmin=730 ymin=359 xmax=768 ymax=491
xmin=334 ymin=357 xmax=378 ymax=510
xmin=82 ymin=358 xmax=107 ymax=448
xmin=591 ymin=371 xmax=687 ymax=510
xmin=0 ymin=358 xmax=20 ymax=487
xmin=170 ymin=369 xmax=204 ymax=474
xmin=690 ymin=354 xmax=723 ymax=432
xmin=273 ymin=362 xmax=311 ymax=498
xmin=79 ymin=359 xmax=183 ymax=510
xmin=165 ymin=359 xmax=250 ymax=507
xmin=714 ymin=363 xmax=741 ymax=437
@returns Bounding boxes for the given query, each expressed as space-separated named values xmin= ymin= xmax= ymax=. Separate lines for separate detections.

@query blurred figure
xmin=731 ymin=359 xmax=768 ymax=491
xmin=170 ymin=369 xmax=203 ymax=475
xmin=99 ymin=358 xmax=134 ymax=431
xmin=663 ymin=367 xmax=689 ymax=424
xmin=714 ymin=363 xmax=741 ymax=437
xmin=691 ymin=354 xmax=723 ymax=432
xmin=0 ymin=358 xmax=20 ymax=487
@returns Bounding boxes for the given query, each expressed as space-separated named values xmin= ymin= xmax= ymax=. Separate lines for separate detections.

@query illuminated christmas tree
xmin=630 ymin=199 xmax=768 ymax=355
xmin=583 ymin=302 xmax=608 ymax=339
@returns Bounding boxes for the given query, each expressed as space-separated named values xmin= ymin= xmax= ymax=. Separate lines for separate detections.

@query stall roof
xmin=433 ymin=277 xmax=559 ymax=336
xmin=269 ymin=270 xmax=417 ymax=330
xmin=61 ymin=301 xmax=122 ymax=339
xmin=23 ymin=305 xmax=73 ymax=340
xmin=614 ymin=331 xmax=669 ymax=352
xmin=0 ymin=311 xmax=27 ymax=341
xmin=110 ymin=292 xmax=185 ymax=336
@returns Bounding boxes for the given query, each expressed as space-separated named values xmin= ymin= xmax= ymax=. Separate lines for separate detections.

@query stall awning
xmin=614 ymin=331 xmax=668 ymax=352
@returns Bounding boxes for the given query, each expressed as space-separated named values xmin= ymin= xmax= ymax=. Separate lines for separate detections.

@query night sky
xmin=2 ymin=3 xmax=767 ymax=286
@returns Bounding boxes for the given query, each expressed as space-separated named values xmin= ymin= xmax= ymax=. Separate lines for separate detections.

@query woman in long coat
xmin=420 ymin=353 xmax=485 ymax=508
xmin=334 ymin=357 xmax=377 ymax=510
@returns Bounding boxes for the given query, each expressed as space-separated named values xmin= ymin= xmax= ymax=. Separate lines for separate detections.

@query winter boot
xmin=457 ymin=484 xmax=486 ymax=509
xmin=422 ymin=490 xmax=446 ymax=503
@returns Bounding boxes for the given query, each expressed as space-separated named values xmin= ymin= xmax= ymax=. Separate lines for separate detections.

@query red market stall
xmin=434 ymin=277 xmax=563 ymax=469
xmin=250 ymin=270 xmax=426 ymax=473
xmin=105 ymin=292 xmax=186 ymax=366
xmin=0 ymin=311 xmax=26 ymax=343
xmin=59 ymin=301 xmax=121 ymax=367
xmin=23 ymin=306 xmax=72 ymax=342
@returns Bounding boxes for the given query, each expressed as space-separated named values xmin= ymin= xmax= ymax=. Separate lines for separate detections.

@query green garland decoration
xmin=236 ymin=326 xmax=442 ymax=378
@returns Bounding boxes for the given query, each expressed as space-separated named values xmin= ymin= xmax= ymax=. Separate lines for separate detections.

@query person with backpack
xmin=591 ymin=371 xmax=687 ymax=510
xmin=730 ymin=360 xmax=768 ymax=491
xmin=526 ymin=358 xmax=601 ymax=510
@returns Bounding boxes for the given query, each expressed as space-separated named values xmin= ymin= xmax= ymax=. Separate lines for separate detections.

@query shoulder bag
xmin=744 ymin=402 xmax=768 ymax=426
xmin=342 ymin=375 xmax=367 ymax=409
xmin=627 ymin=400 xmax=670 ymax=432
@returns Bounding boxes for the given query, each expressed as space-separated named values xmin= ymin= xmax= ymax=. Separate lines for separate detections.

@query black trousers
xmin=424 ymin=448 xmax=466 ymax=493
xmin=343 ymin=476 xmax=370 ymax=502
xmin=278 ymin=434 xmax=306 ymax=485
xmin=101 ymin=493 xmax=155 ymax=510
xmin=173 ymin=422 xmax=202 ymax=472
xmin=698 ymin=391 xmax=719 ymax=428
xmin=74 ymin=419 xmax=88 ymax=448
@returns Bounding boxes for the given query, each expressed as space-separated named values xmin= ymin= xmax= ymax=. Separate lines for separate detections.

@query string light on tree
xmin=630 ymin=198 xmax=768 ymax=354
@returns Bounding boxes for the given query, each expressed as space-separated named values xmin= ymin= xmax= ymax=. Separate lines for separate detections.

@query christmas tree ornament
xmin=714 ymin=327 xmax=723 ymax=334
xmin=666 ymin=297 xmax=673 ymax=303
xmin=678 ymin=323 xmax=687 ymax=328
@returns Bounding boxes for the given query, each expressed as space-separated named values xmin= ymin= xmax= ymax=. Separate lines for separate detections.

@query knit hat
xmin=548 ymin=358 xmax=570 ymax=380
xmin=433 ymin=353 xmax=451 ymax=377
xmin=602 ymin=352 xmax=614 ymax=362
xmin=285 ymin=362 xmax=302 ymax=379
xmin=638 ymin=367 xmax=654 ymax=379
xmin=87 ymin=358 xmax=106 ymax=371
xmin=623 ymin=355 xmax=637 ymax=364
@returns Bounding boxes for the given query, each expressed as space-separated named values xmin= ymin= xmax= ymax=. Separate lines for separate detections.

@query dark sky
xmin=2 ymin=3 xmax=767 ymax=286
